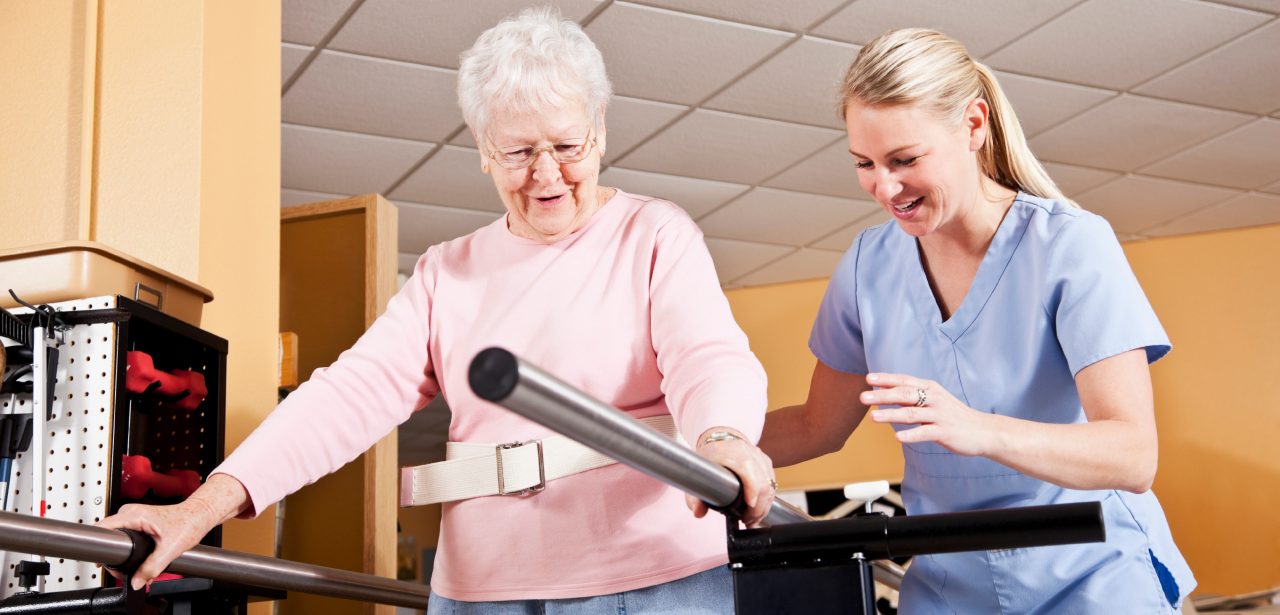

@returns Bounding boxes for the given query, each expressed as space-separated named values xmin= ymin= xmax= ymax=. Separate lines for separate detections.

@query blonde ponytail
xmin=840 ymin=28 xmax=1075 ymax=206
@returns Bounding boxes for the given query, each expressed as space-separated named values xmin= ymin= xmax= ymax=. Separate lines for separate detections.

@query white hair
xmin=457 ymin=6 xmax=612 ymax=142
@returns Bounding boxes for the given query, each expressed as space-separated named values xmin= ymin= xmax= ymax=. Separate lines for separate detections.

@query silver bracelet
xmin=701 ymin=430 xmax=742 ymax=447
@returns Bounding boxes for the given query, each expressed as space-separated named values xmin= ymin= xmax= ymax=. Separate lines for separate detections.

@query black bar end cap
xmin=469 ymin=347 xmax=518 ymax=402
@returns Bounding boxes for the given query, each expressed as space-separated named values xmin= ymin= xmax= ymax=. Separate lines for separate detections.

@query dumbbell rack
xmin=0 ymin=296 xmax=226 ymax=598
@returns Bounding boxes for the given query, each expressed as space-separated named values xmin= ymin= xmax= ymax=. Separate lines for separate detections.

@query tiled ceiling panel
xmin=1140 ymin=119 xmax=1280 ymax=190
xmin=329 ymin=0 xmax=601 ymax=68
xmin=706 ymin=36 xmax=858 ymax=129
xmin=1265 ymin=180 xmax=1280 ymax=195
xmin=586 ymin=2 xmax=793 ymax=105
xmin=395 ymin=200 xmax=503 ymax=254
xmin=618 ymin=109 xmax=842 ymax=184
xmin=1134 ymin=21 xmax=1280 ymax=115
xmin=283 ymin=0 xmax=357 ymax=45
xmin=1041 ymin=162 xmax=1121 ymax=197
xmin=698 ymin=187 xmax=878 ymax=245
xmin=812 ymin=0 xmax=1079 ymax=56
xmin=282 ymin=124 xmax=434 ymax=195
xmin=994 ymin=72 xmax=1114 ymax=137
xmin=282 ymin=43 xmax=311 ymax=86
xmin=1075 ymin=175 xmax=1239 ymax=234
xmin=600 ymin=167 xmax=749 ymax=219
xmin=630 ymin=0 xmax=849 ymax=31
xmin=1030 ymin=95 xmax=1252 ymax=171
xmin=703 ymin=238 xmax=794 ymax=284
xmin=808 ymin=210 xmax=892 ymax=251
xmin=764 ymin=140 xmax=872 ymax=200
xmin=1207 ymin=0 xmax=1280 ymax=13
xmin=389 ymin=145 xmax=505 ymax=212
xmin=986 ymin=0 xmax=1269 ymax=90
xmin=283 ymin=51 xmax=461 ymax=141
xmin=1143 ymin=192 xmax=1280 ymax=237
xmin=733 ymin=248 xmax=845 ymax=287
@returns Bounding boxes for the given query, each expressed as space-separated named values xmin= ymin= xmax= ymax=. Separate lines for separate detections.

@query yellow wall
xmin=726 ymin=279 xmax=904 ymax=491
xmin=1 ymin=3 xmax=281 ymax=612
xmin=727 ymin=223 xmax=1280 ymax=597
xmin=1124 ymin=225 xmax=1280 ymax=595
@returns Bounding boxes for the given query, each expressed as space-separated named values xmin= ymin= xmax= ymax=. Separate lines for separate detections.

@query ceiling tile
xmin=1029 ymin=95 xmax=1252 ymax=172
xmin=388 ymin=145 xmax=505 ymax=212
xmin=1143 ymin=192 xmax=1280 ymax=237
xmin=703 ymin=238 xmax=793 ymax=284
xmin=282 ymin=124 xmax=434 ymax=195
xmin=283 ymin=0 xmax=357 ymax=45
xmin=1264 ymin=180 xmax=1280 ymax=195
xmin=733 ymin=248 xmax=845 ymax=287
xmin=601 ymin=96 xmax=687 ymax=155
xmin=1133 ymin=21 xmax=1280 ymax=114
xmin=698 ymin=187 xmax=878 ymax=245
xmin=809 ymin=210 xmax=893 ymax=251
xmin=1140 ymin=119 xmax=1280 ymax=190
xmin=1074 ymin=175 xmax=1240 ymax=234
xmin=586 ymin=2 xmax=793 ymax=105
xmin=617 ymin=109 xmax=842 ymax=184
xmin=1041 ymin=162 xmax=1122 ymax=197
xmin=994 ymin=71 xmax=1115 ymax=137
xmin=764 ymin=140 xmax=873 ymax=200
xmin=1206 ymin=0 xmax=1280 ymax=13
xmin=987 ymin=0 xmax=1269 ymax=90
xmin=599 ymin=167 xmax=748 ymax=219
xmin=282 ymin=43 xmax=311 ymax=86
xmin=706 ymin=36 xmax=857 ymax=129
xmin=630 ymin=0 xmax=848 ymax=31
xmin=395 ymin=200 xmax=503 ymax=254
xmin=811 ymin=0 xmax=1078 ymax=56
xmin=281 ymin=188 xmax=346 ymax=207
xmin=283 ymin=50 xmax=461 ymax=141
xmin=330 ymin=0 xmax=602 ymax=68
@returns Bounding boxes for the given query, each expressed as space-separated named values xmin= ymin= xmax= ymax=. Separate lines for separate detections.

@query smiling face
xmin=845 ymin=99 xmax=990 ymax=239
xmin=481 ymin=103 xmax=608 ymax=243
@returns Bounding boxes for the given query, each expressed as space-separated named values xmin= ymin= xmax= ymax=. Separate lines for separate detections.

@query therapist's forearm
xmin=984 ymin=415 xmax=1157 ymax=493
xmin=760 ymin=404 xmax=846 ymax=467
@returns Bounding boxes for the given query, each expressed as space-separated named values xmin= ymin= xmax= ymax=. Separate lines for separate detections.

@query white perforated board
xmin=2 ymin=296 xmax=121 ymax=595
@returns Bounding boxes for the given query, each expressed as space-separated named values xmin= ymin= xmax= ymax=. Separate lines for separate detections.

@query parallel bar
xmin=0 ymin=511 xmax=429 ymax=608
xmin=729 ymin=501 xmax=1105 ymax=564
xmin=468 ymin=347 xmax=809 ymax=526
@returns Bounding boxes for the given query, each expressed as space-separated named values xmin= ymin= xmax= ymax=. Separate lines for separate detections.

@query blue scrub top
xmin=811 ymin=194 xmax=1196 ymax=613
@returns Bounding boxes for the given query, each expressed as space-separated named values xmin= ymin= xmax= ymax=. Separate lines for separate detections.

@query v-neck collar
xmin=902 ymin=194 xmax=1033 ymax=342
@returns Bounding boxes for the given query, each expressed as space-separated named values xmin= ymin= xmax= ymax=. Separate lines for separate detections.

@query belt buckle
xmin=495 ymin=440 xmax=545 ymax=496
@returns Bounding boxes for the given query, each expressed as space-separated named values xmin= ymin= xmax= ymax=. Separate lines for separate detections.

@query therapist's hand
xmin=687 ymin=427 xmax=777 ymax=528
xmin=862 ymin=372 xmax=998 ymax=457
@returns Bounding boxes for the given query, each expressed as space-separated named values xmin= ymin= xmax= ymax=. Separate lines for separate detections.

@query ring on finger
xmin=914 ymin=387 xmax=928 ymax=407
xmin=768 ymin=478 xmax=778 ymax=490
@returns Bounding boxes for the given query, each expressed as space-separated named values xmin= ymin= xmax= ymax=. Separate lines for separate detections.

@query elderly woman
xmin=101 ymin=8 xmax=775 ymax=612
xmin=761 ymin=28 xmax=1194 ymax=613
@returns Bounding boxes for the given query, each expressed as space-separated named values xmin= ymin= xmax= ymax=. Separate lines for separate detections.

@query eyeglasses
xmin=486 ymin=128 xmax=597 ymax=170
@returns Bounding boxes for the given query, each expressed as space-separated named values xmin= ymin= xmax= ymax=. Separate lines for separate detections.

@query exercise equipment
xmin=124 ymin=351 xmax=208 ymax=411
xmin=119 ymin=455 xmax=201 ymax=500
xmin=468 ymin=347 xmax=1108 ymax=615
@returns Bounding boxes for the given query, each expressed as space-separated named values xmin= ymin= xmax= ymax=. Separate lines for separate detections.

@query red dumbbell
xmin=124 ymin=351 xmax=208 ymax=411
xmin=120 ymin=455 xmax=202 ymax=500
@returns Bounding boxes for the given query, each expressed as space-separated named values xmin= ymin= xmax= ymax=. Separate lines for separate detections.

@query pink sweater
xmin=213 ymin=190 xmax=768 ymax=601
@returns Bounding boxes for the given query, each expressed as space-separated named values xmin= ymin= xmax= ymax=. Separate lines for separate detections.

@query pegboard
xmin=2 ymin=296 xmax=119 ymax=594
xmin=0 ymin=295 xmax=227 ymax=597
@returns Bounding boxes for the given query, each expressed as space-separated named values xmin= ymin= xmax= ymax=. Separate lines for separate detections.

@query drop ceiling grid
xmin=280 ymin=0 xmax=1280 ymax=286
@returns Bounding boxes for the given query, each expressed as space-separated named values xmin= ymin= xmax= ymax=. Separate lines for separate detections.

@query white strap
xmin=399 ymin=415 xmax=679 ymax=506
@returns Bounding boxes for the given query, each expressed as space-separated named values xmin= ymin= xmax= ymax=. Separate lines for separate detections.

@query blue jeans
xmin=426 ymin=565 xmax=733 ymax=614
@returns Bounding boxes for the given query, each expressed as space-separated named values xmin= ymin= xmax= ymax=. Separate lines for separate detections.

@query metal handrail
xmin=468 ymin=347 xmax=907 ymax=588
xmin=0 ymin=511 xmax=429 ymax=608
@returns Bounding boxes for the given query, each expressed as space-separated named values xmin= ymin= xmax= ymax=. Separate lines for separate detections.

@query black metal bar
xmin=729 ymin=501 xmax=1105 ymax=565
